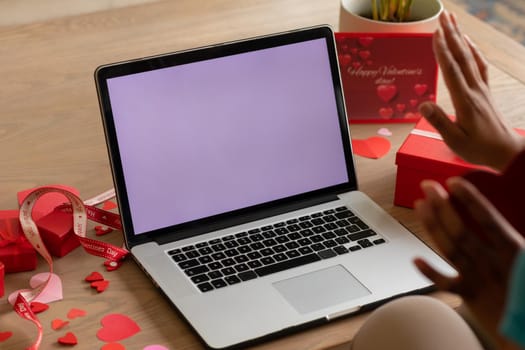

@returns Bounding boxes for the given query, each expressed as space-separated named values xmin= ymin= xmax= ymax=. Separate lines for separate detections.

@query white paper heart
xmin=8 ymin=272 xmax=63 ymax=305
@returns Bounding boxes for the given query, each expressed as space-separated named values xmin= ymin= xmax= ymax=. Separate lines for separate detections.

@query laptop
xmin=94 ymin=25 xmax=455 ymax=349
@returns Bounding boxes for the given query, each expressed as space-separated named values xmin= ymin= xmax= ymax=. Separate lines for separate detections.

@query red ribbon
xmin=15 ymin=186 xmax=128 ymax=350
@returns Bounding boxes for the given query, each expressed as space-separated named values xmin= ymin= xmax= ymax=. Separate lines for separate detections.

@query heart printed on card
xmin=376 ymin=84 xmax=398 ymax=103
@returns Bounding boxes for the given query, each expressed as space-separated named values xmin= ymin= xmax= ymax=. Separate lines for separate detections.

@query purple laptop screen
xmin=106 ymin=38 xmax=349 ymax=235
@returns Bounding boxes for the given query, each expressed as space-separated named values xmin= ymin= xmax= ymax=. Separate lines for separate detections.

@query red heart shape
xmin=104 ymin=259 xmax=123 ymax=271
xmin=358 ymin=36 xmax=374 ymax=47
xmin=377 ymin=84 xmax=397 ymax=103
xmin=57 ymin=332 xmax=77 ymax=345
xmin=95 ymin=225 xmax=113 ymax=236
xmin=30 ymin=302 xmax=49 ymax=314
xmin=97 ymin=314 xmax=141 ymax=342
xmin=379 ymin=107 xmax=394 ymax=119
xmin=396 ymin=103 xmax=406 ymax=112
xmin=101 ymin=343 xmax=126 ymax=350
xmin=51 ymin=319 xmax=70 ymax=330
xmin=352 ymin=61 xmax=362 ymax=69
xmin=67 ymin=308 xmax=87 ymax=319
xmin=91 ymin=280 xmax=109 ymax=293
xmin=414 ymin=83 xmax=428 ymax=96
xmin=102 ymin=201 xmax=117 ymax=210
xmin=85 ymin=271 xmax=104 ymax=282
xmin=358 ymin=50 xmax=371 ymax=60
xmin=409 ymin=99 xmax=419 ymax=107
xmin=0 ymin=331 xmax=13 ymax=342
xmin=351 ymin=137 xmax=391 ymax=159
xmin=338 ymin=53 xmax=352 ymax=66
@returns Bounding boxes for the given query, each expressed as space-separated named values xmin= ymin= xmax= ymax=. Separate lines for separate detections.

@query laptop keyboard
xmin=167 ymin=206 xmax=386 ymax=293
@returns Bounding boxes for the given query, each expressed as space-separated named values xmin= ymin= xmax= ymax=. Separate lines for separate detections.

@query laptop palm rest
xmin=273 ymin=265 xmax=370 ymax=314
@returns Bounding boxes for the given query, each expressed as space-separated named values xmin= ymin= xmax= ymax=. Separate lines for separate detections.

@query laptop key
xmin=334 ymin=246 xmax=349 ymax=255
xmin=335 ymin=210 xmax=353 ymax=219
xmin=247 ymin=260 xmax=263 ymax=269
xmin=179 ymin=259 xmax=199 ymax=269
xmin=255 ymin=253 xmax=321 ymax=277
xmin=348 ymin=229 xmax=376 ymax=241
xmin=191 ymin=274 xmax=210 ymax=284
xmin=261 ymin=257 xmax=276 ymax=265
xmin=211 ymin=252 xmax=226 ymax=260
xmin=211 ymin=279 xmax=227 ymax=289
xmin=221 ymin=267 xmax=236 ymax=275
xmin=234 ymin=263 xmax=250 ymax=272
xmin=349 ymin=216 xmax=369 ymax=230
xmin=373 ymin=238 xmax=386 ymax=245
xmin=298 ymin=246 xmax=313 ymax=255
xmin=238 ymin=271 xmax=257 ymax=281
xmin=168 ymin=248 xmax=181 ymax=255
xmin=286 ymin=250 xmax=300 ymax=258
xmin=172 ymin=253 xmax=187 ymax=262
xmin=349 ymin=245 xmax=362 ymax=252
xmin=208 ymin=271 xmax=223 ymax=279
xmin=225 ymin=275 xmax=241 ymax=285
xmin=197 ymin=282 xmax=214 ymax=293
xmin=358 ymin=239 xmax=374 ymax=248
xmin=318 ymin=249 xmax=337 ymax=259
xmin=185 ymin=265 xmax=209 ymax=277
xmin=186 ymin=250 xmax=200 ymax=259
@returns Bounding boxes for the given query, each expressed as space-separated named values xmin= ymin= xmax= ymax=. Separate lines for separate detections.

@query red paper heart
xmin=57 ymin=332 xmax=77 ymax=345
xmin=102 ymin=201 xmax=117 ymax=210
xmin=104 ymin=259 xmax=123 ymax=271
xmin=377 ymin=84 xmax=397 ymax=102
xmin=85 ymin=271 xmax=104 ymax=282
xmin=0 ymin=331 xmax=13 ymax=342
xmin=91 ymin=280 xmax=109 ymax=293
xmin=101 ymin=343 xmax=126 ymax=350
xmin=30 ymin=302 xmax=49 ymax=314
xmin=351 ymin=137 xmax=391 ymax=159
xmin=97 ymin=314 xmax=141 ymax=342
xmin=358 ymin=50 xmax=371 ymax=60
xmin=358 ymin=36 xmax=374 ymax=47
xmin=379 ymin=107 xmax=394 ymax=119
xmin=51 ymin=319 xmax=70 ymax=330
xmin=67 ymin=308 xmax=87 ymax=319
xmin=414 ymin=83 xmax=428 ymax=96
xmin=95 ymin=225 xmax=113 ymax=236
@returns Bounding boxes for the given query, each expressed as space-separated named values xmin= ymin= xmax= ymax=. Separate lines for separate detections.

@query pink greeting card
xmin=335 ymin=32 xmax=438 ymax=123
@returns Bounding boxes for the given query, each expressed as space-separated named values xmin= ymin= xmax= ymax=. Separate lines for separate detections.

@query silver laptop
xmin=95 ymin=25 xmax=454 ymax=349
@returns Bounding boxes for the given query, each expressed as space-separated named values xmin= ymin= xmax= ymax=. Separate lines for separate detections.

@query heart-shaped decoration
xmin=51 ymin=319 xmax=70 ymax=330
xmin=8 ymin=272 xmax=63 ymax=305
xmin=95 ymin=225 xmax=113 ymax=236
xmin=0 ymin=331 xmax=13 ymax=342
xmin=30 ymin=302 xmax=49 ymax=314
xmin=57 ymin=332 xmax=77 ymax=345
xmin=409 ymin=99 xmax=419 ymax=107
xmin=358 ymin=50 xmax=371 ymax=60
xmin=379 ymin=107 xmax=394 ymax=119
xmin=376 ymin=84 xmax=397 ymax=103
xmin=414 ymin=83 xmax=428 ymax=96
xmin=403 ymin=112 xmax=421 ymax=120
xmin=377 ymin=128 xmax=392 ymax=137
xmin=358 ymin=36 xmax=374 ymax=47
xmin=352 ymin=61 xmax=362 ymax=69
xmin=97 ymin=314 xmax=141 ymax=342
xmin=91 ymin=280 xmax=109 ymax=293
xmin=338 ymin=53 xmax=351 ymax=66
xmin=351 ymin=137 xmax=391 ymax=159
xmin=85 ymin=271 xmax=104 ymax=282
xmin=396 ymin=103 xmax=406 ymax=113
xmin=366 ymin=60 xmax=373 ymax=66
xmin=351 ymin=48 xmax=358 ymax=55
xmin=101 ymin=343 xmax=126 ymax=350
xmin=102 ymin=201 xmax=117 ymax=211
xmin=104 ymin=259 xmax=123 ymax=271
xmin=67 ymin=308 xmax=87 ymax=319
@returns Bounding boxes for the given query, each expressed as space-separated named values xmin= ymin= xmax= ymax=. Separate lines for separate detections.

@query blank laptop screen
xmin=106 ymin=38 xmax=349 ymax=235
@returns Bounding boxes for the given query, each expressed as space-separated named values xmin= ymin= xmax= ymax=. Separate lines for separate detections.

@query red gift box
xmin=0 ymin=261 xmax=4 ymax=297
xmin=36 ymin=210 xmax=80 ymax=257
xmin=0 ymin=210 xmax=38 ymax=273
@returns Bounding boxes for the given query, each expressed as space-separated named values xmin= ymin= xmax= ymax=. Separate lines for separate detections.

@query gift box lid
xmin=36 ymin=210 xmax=74 ymax=240
xmin=395 ymin=117 xmax=491 ymax=175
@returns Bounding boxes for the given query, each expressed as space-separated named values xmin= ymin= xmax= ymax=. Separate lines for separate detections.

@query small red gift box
xmin=36 ymin=210 xmax=80 ymax=257
xmin=0 ymin=261 xmax=4 ymax=297
xmin=0 ymin=210 xmax=38 ymax=273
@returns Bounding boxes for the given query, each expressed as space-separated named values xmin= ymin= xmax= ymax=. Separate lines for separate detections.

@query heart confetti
xmin=95 ymin=225 xmax=113 ymax=236
xmin=85 ymin=271 xmax=104 ymax=282
xmin=377 ymin=128 xmax=392 ymax=137
xmin=97 ymin=314 xmax=141 ymax=342
xmin=0 ymin=331 xmax=13 ymax=342
xmin=51 ymin=319 xmax=70 ymax=330
xmin=30 ymin=302 xmax=49 ymax=314
xmin=104 ymin=259 xmax=123 ymax=272
xmin=57 ymin=332 xmax=77 ymax=345
xmin=352 ymin=137 xmax=391 ymax=159
xmin=67 ymin=308 xmax=87 ymax=320
xmin=102 ymin=201 xmax=117 ymax=211
xmin=91 ymin=280 xmax=109 ymax=293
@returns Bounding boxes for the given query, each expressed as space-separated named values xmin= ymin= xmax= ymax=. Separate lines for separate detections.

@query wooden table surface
xmin=1 ymin=0 xmax=525 ymax=349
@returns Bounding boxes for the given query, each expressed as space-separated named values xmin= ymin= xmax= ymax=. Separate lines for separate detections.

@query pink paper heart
xmin=144 ymin=346 xmax=170 ymax=350
xmin=376 ymin=84 xmax=397 ymax=102
xmin=97 ymin=314 xmax=141 ymax=342
xmin=8 ymin=272 xmax=63 ymax=305
xmin=352 ymin=137 xmax=391 ymax=159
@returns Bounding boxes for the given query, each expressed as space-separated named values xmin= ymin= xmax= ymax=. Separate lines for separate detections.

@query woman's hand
xmin=414 ymin=177 xmax=525 ymax=349
xmin=419 ymin=11 xmax=525 ymax=171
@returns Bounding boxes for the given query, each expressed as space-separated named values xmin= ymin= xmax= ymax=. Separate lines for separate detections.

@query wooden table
xmin=1 ymin=1 xmax=525 ymax=349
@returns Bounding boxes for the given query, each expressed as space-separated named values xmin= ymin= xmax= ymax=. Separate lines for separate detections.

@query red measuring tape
xmin=15 ymin=186 xmax=127 ymax=349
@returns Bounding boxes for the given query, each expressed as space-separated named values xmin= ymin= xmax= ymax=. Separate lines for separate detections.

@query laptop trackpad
xmin=273 ymin=265 xmax=370 ymax=314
